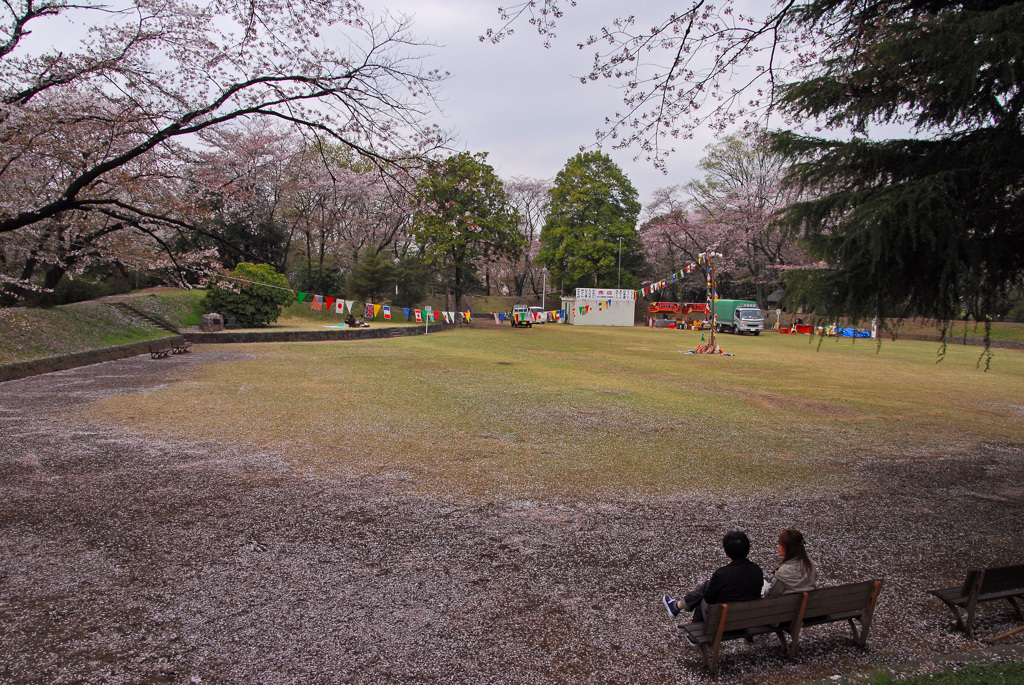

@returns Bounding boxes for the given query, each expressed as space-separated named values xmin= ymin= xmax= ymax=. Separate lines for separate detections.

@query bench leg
xmin=1007 ymin=597 xmax=1023 ymax=621
xmin=964 ymin=596 xmax=979 ymax=636
xmin=699 ymin=641 xmax=724 ymax=675
xmin=775 ymin=630 xmax=797 ymax=657
xmin=851 ymin=580 xmax=882 ymax=647
xmin=939 ymin=601 xmax=967 ymax=633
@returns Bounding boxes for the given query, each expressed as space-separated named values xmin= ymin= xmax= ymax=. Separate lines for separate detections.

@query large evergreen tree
xmin=409 ymin=152 xmax=524 ymax=311
xmin=539 ymin=151 xmax=643 ymax=293
xmin=774 ymin=0 xmax=1024 ymax=352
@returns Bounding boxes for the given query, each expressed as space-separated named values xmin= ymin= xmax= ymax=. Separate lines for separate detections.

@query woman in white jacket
xmin=765 ymin=529 xmax=818 ymax=597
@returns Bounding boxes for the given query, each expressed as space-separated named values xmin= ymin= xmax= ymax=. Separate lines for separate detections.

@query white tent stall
xmin=562 ymin=288 xmax=636 ymax=327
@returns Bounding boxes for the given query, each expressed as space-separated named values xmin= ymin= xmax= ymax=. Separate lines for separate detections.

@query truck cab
xmin=714 ymin=300 xmax=765 ymax=335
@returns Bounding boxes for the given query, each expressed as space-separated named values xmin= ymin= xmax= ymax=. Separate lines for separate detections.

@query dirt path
xmin=1 ymin=352 xmax=1023 ymax=684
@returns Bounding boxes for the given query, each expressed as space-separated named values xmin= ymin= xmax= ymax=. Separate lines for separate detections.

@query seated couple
xmin=663 ymin=529 xmax=817 ymax=642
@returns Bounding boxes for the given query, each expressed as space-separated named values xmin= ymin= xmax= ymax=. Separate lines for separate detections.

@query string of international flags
xmin=213 ymin=273 xmax=472 ymax=324
xmin=296 ymin=292 xmax=472 ymax=324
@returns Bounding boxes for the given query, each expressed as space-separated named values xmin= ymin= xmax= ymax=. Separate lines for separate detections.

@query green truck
xmin=712 ymin=299 xmax=765 ymax=335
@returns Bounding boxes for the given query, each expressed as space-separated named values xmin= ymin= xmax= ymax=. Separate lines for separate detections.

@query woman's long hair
xmin=778 ymin=529 xmax=813 ymax=572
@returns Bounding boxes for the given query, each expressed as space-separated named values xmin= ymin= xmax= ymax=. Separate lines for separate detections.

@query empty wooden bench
xmin=148 ymin=341 xmax=173 ymax=359
xmin=172 ymin=340 xmax=192 ymax=354
xmin=680 ymin=580 xmax=883 ymax=674
xmin=928 ymin=564 xmax=1024 ymax=635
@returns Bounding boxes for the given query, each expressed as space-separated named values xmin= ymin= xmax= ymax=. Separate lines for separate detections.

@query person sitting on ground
xmin=355 ymin=317 xmax=369 ymax=327
xmin=764 ymin=529 xmax=818 ymax=597
xmin=663 ymin=531 xmax=764 ymax=639
xmin=344 ymin=314 xmax=356 ymax=328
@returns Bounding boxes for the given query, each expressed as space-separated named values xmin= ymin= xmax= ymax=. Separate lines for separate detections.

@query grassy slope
xmin=0 ymin=301 xmax=167 ymax=364
xmin=127 ymin=289 xmax=205 ymax=329
xmin=83 ymin=325 xmax=1024 ymax=500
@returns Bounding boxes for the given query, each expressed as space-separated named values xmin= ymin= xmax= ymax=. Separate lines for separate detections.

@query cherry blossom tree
xmin=484 ymin=1 xmax=812 ymax=168
xmin=501 ymin=176 xmax=551 ymax=297
xmin=641 ymin=130 xmax=805 ymax=305
xmin=0 ymin=0 xmax=446 ymax=296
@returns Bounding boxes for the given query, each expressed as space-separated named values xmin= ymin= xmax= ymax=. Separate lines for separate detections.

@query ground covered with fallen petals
xmin=2 ymin=332 xmax=1023 ymax=684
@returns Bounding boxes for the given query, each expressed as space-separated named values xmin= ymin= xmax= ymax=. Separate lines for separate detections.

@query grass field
xmin=83 ymin=324 xmax=1024 ymax=500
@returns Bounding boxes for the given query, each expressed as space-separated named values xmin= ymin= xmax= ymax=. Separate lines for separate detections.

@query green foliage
xmin=393 ymin=256 xmax=429 ymax=309
xmin=539 ymin=151 xmax=643 ymax=293
xmin=45 ymin=277 xmax=111 ymax=306
xmin=203 ymin=262 xmax=293 ymax=327
xmin=1010 ymin=300 xmax=1024 ymax=324
xmin=774 ymin=0 xmax=1024 ymax=340
xmin=410 ymin=152 xmax=524 ymax=310
xmin=348 ymin=251 xmax=397 ymax=303
xmin=294 ymin=259 xmax=345 ymax=297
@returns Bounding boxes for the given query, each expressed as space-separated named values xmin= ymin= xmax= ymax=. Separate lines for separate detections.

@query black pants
xmin=683 ymin=580 xmax=711 ymax=622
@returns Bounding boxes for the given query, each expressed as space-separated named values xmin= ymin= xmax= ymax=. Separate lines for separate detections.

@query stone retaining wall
xmin=185 ymin=324 xmax=447 ymax=344
xmin=0 ymin=338 xmax=175 ymax=383
xmin=0 ymin=325 xmax=449 ymax=383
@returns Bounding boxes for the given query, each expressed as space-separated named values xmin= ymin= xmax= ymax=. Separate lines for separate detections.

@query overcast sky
xmin=363 ymin=0 xmax=733 ymax=209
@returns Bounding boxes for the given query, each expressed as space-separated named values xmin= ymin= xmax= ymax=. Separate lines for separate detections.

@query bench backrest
xmin=969 ymin=564 xmax=1024 ymax=596
xmin=704 ymin=593 xmax=805 ymax=635
xmin=705 ymin=581 xmax=882 ymax=635
xmin=802 ymin=580 xmax=880 ymax=620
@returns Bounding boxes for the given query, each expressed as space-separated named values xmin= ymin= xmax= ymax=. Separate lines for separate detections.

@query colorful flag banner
xmin=403 ymin=307 xmax=411 ymax=320
xmin=383 ymin=305 xmax=391 ymax=320
xmin=311 ymin=295 xmax=323 ymax=311
xmin=325 ymin=297 xmax=335 ymax=312
xmin=464 ymin=310 xmax=471 ymax=323
xmin=493 ymin=312 xmax=501 ymax=324
xmin=414 ymin=309 xmax=422 ymax=322
xmin=296 ymin=292 xmax=307 ymax=304
xmin=334 ymin=300 xmax=345 ymax=314
xmin=373 ymin=304 xmax=382 ymax=318
xmin=365 ymin=303 xmax=374 ymax=318
xmin=499 ymin=312 xmax=506 ymax=323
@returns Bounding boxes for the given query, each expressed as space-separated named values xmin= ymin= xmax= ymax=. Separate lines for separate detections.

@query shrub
xmin=47 ymin=277 xmax=110 ymax=305
xmin=1010 ymin=299 xmax=1024 ymax=323
xmin=202 ymin=263 xmax=293 ymax=327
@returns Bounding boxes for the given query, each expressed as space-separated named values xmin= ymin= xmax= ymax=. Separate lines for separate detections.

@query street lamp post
xmin=541 ymin=268 xmax=547 ymax=310
xmin=617 ymin=237 xmax=622 ymax=289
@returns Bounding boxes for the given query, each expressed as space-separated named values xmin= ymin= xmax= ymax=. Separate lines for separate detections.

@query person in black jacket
xmin=663 ymin=531 xmax=763 ymax=631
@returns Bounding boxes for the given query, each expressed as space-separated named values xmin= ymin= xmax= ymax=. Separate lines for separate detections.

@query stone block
xmin=201 ymin=313 xmax=224 ymax=332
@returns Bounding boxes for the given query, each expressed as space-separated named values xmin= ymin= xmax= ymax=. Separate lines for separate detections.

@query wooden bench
xmin=928 ymin=564 xmax=1024 ymax=635
xmin=148 ymin=341 xmax=173 ymax=359
xmin=680 ymin=580 xmax=883 ymax=674
xmin=172 ymin=340 xmax=192 ymax=354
